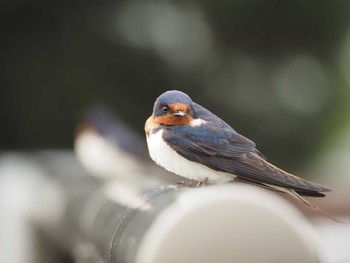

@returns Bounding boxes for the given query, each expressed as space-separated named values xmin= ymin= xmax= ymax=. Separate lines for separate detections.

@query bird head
xmin=152 ymin=90 xmax=195 ymax=125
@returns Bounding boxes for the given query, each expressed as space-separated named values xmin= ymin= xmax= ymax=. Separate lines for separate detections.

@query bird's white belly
xmin=146 ymin=129 xmax=233 ymax=183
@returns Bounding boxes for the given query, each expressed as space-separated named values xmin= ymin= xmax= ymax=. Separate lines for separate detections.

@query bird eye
xmin=162 ymin=106 xmax=169 ymax=112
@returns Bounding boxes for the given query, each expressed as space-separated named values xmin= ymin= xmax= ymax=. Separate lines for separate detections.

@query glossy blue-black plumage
xmin=156 ymin=92 xmax=330 ymax=196
xmin=153 ymin=90 xmax=194 ymax=117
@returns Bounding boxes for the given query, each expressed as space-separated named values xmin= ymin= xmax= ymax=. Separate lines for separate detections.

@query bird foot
xmin=196 ymin=177 xmax=209 ymax=187
xmin=176 ymin=181 xmax=196 ymax=188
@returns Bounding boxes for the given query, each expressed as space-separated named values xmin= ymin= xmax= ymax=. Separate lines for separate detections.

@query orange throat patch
xmin=154 ymin=114 xmax=193 ymax=126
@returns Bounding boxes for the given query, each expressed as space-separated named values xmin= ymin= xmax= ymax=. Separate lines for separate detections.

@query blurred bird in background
xmin=75 ymin=106 xmax=148 ymax=180
xmin=74 ymin=106 xmax=180 ymax=207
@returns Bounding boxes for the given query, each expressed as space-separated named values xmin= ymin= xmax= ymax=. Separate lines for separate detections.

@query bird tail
xmin=234 ymin=177 xmax=343 ymax=223
xmin=268 ymin=184 xmax=344 ymax=224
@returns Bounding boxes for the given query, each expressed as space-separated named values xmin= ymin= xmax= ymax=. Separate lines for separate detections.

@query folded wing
xmin=163 ymin=122 xmax=330 ymax=196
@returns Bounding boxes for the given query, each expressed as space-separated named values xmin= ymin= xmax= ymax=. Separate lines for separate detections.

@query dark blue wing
xmin=192 ymin=103 xmax=264 ymax=157
xmin=162 ymin=121 xmax=330 ymax=194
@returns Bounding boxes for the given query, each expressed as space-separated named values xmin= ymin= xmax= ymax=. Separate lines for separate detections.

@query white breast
xmin=146 ymin=129 xmax=234 ymax=183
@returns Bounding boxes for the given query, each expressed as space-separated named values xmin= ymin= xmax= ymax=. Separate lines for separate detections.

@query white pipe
xmin=135 ymin=184 xmax=323 ymax=263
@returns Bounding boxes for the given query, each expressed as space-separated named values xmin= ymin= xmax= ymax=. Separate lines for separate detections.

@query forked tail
xmin=274 ymin=185 xmax=344 ymax=223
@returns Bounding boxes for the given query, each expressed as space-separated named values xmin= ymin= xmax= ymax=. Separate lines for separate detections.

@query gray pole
xmin=61 ymin=174 xmax=324 ymax=263
xmin=0 ymin=152 xmax=324 ymax=263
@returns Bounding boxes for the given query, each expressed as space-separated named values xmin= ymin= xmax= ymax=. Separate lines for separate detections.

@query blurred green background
xmin=1 ymin=0 xmax=350 ymax=180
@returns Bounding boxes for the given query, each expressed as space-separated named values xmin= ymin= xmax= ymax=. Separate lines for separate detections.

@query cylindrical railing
xmin=62 ymin=180 xmax=324 ymax=263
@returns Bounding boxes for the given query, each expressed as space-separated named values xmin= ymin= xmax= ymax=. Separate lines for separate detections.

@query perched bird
xmin=75 ymin=106 xmax=148 ymax=180
xmin=145 ymin=90 xmax=341 ymax=222
xmin=75 ymin=106 xmax=179 ymax=184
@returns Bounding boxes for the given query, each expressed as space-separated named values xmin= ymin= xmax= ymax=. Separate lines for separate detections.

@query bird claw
xmin=176 ymin=181 xmax=195 ymax=188
xmin=196 ymin=177 xmax=209 ymax=187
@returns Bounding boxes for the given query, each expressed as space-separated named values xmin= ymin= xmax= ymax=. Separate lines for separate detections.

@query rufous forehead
xmin=168 ymin=103 xmax=189 ymax=112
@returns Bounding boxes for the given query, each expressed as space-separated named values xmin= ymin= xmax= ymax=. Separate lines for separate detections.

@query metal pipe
xmin=62 ymin=177 xmax=324 ymax=263
xmin=0 ymin=152 xmax=325 ymax=263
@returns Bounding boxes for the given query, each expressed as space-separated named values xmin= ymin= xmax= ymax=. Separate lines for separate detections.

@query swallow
xmin=145 ymin=90 xmax=341 ymax=222
xmin=75 ymin=106 xmax=178 ymax=184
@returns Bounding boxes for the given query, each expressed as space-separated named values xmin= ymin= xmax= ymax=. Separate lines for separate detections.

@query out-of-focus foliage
xmin=1 ymin=0 xmax=350 ymax=175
